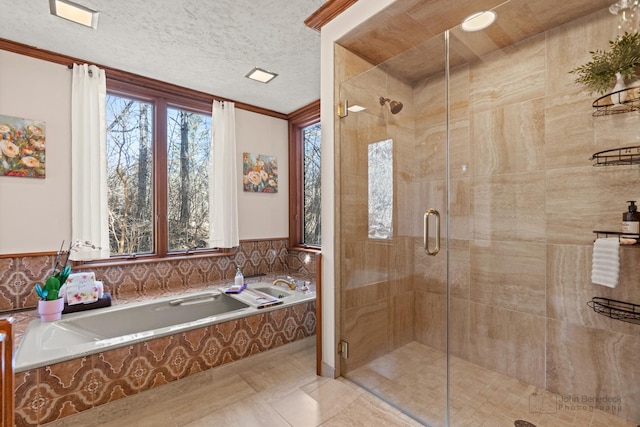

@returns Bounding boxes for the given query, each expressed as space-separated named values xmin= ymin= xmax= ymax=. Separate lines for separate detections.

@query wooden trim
xmin=304 ymin=0 xmax=359 ymax=31
xmin=286 ymin=99 xmax=320 ymax=122
xmin=0 ymin=317 xmax=14 ymax=427
xmin=315 ymin=253 xmax=322 ymax=376
xmin=0 ymin=38 xmax=287 ymax=120
xmin=0 ymin=238 xmax=287 ymax=260
xmin=154 ymin=98 xmax=169 ymax=256
xmin=0 ymin=251 xmax=57 ymax=259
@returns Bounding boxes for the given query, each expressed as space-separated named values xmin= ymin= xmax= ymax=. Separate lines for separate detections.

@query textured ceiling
xmin=0 ymin=0 xmax=322 ymax=115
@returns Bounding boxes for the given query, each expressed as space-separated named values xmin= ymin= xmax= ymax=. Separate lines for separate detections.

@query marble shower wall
xmin=337 ymin=7 xmax=640 ymax=422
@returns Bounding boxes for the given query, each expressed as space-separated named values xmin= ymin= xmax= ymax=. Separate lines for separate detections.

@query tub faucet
xmin=273 ymin=278 xmax=296 ymax=290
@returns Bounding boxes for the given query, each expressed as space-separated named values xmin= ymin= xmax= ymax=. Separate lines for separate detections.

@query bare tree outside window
xmin=368 ymin=139 xmax=393 ymax=239
xmin=106 ymin=95 xmax=154 ymax=255
xmin=303 ymin=123 xmax=321 ymax=246
xmin=166 ymin=108 xmax=211 ymax=251
xmin=106 ymin=95 xmax=213 ymax=256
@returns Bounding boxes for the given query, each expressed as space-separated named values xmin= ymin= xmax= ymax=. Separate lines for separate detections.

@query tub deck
xmin=14 ymin=278 xmax=315 ymax=372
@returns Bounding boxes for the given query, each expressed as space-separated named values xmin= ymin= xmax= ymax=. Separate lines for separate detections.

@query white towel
xmin=591 ymin=238 xmax=620 ymax=288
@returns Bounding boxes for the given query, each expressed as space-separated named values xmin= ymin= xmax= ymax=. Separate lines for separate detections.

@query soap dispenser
xmin=234 ymin=267 xmax=244 ymax=287
xmin=622 ymin=201 xmax=640 ymax=234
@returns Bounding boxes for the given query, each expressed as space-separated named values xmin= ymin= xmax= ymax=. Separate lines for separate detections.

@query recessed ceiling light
xmin=49 ymin=0 xmax=99 ymax=29
xmin=347 ymin=104 xmax=366 ymax=112
xmin=245 ymin=67 xmax=278 ymax=83
xmin=461 ymin=10 xmax=496 ymax=32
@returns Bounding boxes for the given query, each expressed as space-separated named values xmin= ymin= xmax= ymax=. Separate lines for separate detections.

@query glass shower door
xmin=337 ymin=2 xmax=640 ymax=426
xmin=337 ymin=32 xmax=450 ymax=426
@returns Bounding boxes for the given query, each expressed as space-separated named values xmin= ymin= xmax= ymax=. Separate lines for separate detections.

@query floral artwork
xmin=0 ymin=114 xmax=46 ymax=178
xmin=243 ymin=152 xmax=278 ymax=193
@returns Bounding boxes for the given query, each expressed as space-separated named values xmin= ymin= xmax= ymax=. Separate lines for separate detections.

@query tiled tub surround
xmin=336 ymin=6 xmax=640 ymax=424
xmin=15 ymin=281 xmax=316 ymax=372
xmin=0 ymin=239 xmax=318 ymax=426
xmin=13 ymin=280 xmax=316 ymax=426
xmin=1 ymin=239 xmax=316 ymax=339
xmin=0 ymin=239 xmax=316 ymax=313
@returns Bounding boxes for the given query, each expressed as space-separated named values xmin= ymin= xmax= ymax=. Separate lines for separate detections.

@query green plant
xmin=570 ymin=32 xmax=640 ymax=94
xmin=34 ymin=240 xmax=98 ymax=300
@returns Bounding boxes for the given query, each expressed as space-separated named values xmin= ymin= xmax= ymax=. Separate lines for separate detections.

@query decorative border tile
xmin=0 ymin=239 xmax=316 ymax=311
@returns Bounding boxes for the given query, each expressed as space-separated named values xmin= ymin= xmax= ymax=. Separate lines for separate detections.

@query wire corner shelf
xmin=590 ymin=145 xmax=640 ymax=167
xmin=587 ymin=297 xmax=640 ymax=324
xmin=592 ymin=86 xmax=640 ymax=116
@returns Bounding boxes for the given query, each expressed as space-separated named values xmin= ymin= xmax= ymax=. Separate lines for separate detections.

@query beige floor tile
xmin=344 ymin=341 xmax=637 ymax=427
xmin=170 ymin=374 xmax=258 ymax=425
xmin=182 ymin=395 xmax=289 ymax=427
xmin=97 ymin=408 xmax=178 ymax=427
xmin=590 ymin=409 xmax=637 ymax=427
xmin=269 ymin=378 xmax=362 ymax=426
xmin=320 ymin=394 xmax=421 ymax=427
xmin=43 ymin=339 xmax=637 ymax=427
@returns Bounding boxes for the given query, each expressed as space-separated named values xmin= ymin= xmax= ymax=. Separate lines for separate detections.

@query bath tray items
xmin=228 ymin=288 xmax=283 ymax=309
xmin=587 ymin=297 xmax=640 ymax=325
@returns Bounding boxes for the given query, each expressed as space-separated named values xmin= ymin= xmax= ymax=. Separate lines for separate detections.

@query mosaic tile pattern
xmin=287 ymin=250 xmax=317 ymax=278
xmin=14 ymin=302 xmax=316 ymax=426
xmin=0 ymin=239 xmax=317 ymax=312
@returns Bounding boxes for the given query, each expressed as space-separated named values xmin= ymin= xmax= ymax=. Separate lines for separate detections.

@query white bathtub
xmin=15 ymin=282 xmax=315 ymax=372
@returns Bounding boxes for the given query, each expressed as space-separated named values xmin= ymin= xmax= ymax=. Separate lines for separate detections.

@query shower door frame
xmin=336 ymin=29 xmax=453 ymax=425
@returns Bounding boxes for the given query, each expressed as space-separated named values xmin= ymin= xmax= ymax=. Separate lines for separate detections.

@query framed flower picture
xmin=0 ymin=114 xmax=46 ymax=178
xmin=243 ymin=152 xmax=278 ymax=193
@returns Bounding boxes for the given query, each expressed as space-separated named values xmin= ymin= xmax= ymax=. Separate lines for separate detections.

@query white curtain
xmin=209 ymin=100 xmax=239 ymax=248
xmin=70 ymin=64 xmax=110 ymax=260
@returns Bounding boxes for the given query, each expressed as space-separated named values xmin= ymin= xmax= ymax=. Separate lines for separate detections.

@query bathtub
xmin=15 ymin=282 xmax=315 ymax=372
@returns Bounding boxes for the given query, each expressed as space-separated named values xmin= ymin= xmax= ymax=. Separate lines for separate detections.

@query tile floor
xmin=41 ymin=338 xmax=637 ymax=427
xmin=40 ymin=338 xmax=421 ymax=427
xmin=346 ymin=342 xmax=638 ymax=427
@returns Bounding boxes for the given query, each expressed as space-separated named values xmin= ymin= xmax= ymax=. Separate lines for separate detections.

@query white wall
xmin=0 ymin=51 xmax=72 ymax=253
xmin=0 ymin=50 xmax=288 ymax=254
xmin=320 ymin=0 xmax=395 ymax=376
xmin=236 ymin=109 xmax=289 ymax=240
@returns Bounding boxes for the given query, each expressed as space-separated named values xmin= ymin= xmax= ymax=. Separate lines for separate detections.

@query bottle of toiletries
xmin=622 ymin=200 xmax=640 ymax=234
xmin=234 ymin=267 xmax=244 ymax=287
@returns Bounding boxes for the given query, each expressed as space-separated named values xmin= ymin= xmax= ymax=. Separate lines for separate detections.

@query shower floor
xmin=345 ymin=341 xmax=636 ymax=427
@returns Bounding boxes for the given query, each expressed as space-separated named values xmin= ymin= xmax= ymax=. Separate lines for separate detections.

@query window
xmin=368 ymin=139 xmax=393 ymax=239
xmin=166 ymin=107 xmax=211 ymax=252
xmin=106 ymin=96 xmax=154 ymax=254
xmin=288 ymin=101 xmax=321 ymax=249
xmin=303 ymin=123 xmax=321 ymax=246
xmin=105 ymin=82 xmax=214 ymax=258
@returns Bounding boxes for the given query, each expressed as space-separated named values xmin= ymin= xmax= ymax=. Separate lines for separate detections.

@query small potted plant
xmin=35 ymin=241 xmax=73 ymax=321
xmin=35 ymin=240 xmax=98 ymax=321
xmin=570 ymin=31 xmax=640 ymax=102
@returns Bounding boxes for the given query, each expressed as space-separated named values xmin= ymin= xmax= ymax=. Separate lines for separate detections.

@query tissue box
xmin=65 ymin=272 xmax=100 ymax=305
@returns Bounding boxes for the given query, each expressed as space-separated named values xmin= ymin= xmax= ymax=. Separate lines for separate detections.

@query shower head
xmin=379 ymin=97 xmax=403 ymax=114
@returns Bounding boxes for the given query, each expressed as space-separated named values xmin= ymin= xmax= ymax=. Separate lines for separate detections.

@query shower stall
xmin=335 ymin=1 xmax=640 ymax=425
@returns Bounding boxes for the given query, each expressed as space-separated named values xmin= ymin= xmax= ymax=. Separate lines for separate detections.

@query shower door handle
xmin=423 ymin=209 xmax=440 ymax=256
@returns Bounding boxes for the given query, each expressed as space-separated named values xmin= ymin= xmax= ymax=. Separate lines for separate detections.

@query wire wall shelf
xmin=590 ymin=145 xmax=640 ymax=167
xmin=592 ymin=86 xmax=640 ymax=116
xmin=587 ymin=297 xmax=640 ymax=324
xmin=593 ymin=230 xmax=640 ymax=244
